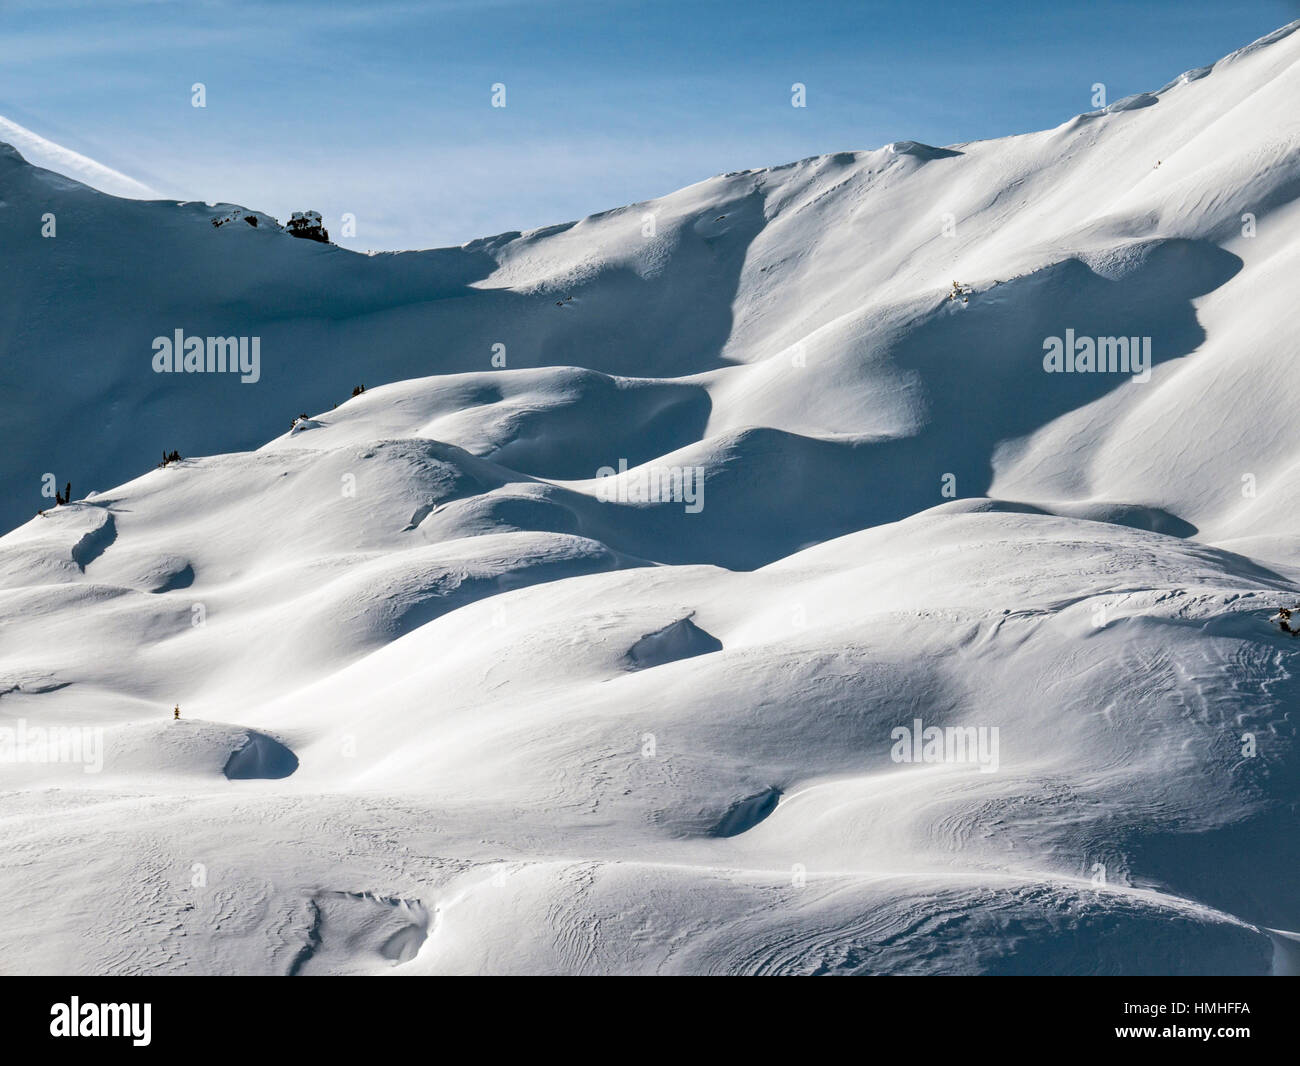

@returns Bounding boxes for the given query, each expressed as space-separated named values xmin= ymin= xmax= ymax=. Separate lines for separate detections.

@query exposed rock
xmin=287 ymin=209 xmax=330 ymax=244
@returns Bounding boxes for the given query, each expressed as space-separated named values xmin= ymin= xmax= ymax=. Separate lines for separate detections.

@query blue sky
xmin=2 ymin=0 xmax=1296 ymax=249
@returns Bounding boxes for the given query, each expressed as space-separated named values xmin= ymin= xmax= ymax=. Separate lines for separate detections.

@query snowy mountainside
xmin=1 ymin=22 xmax=1299 ymax=975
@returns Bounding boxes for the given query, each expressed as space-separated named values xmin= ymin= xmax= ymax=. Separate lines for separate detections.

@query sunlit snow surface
xmin=1 ymin=23 xmax=1299 ymax=975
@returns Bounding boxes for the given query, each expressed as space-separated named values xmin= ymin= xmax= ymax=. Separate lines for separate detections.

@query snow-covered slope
xmin=1 ymin=23 xmax=1298 ymax=975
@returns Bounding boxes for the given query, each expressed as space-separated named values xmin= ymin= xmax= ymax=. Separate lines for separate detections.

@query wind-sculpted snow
xmin=1 ymin=23 xmax=1299 ymax=974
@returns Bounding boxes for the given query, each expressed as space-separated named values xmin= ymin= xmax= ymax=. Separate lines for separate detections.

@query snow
xmin=0 ymin=116 xmax=158 ymax=200
xmin=1 ymin=22 xmax=1299 ymax=975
